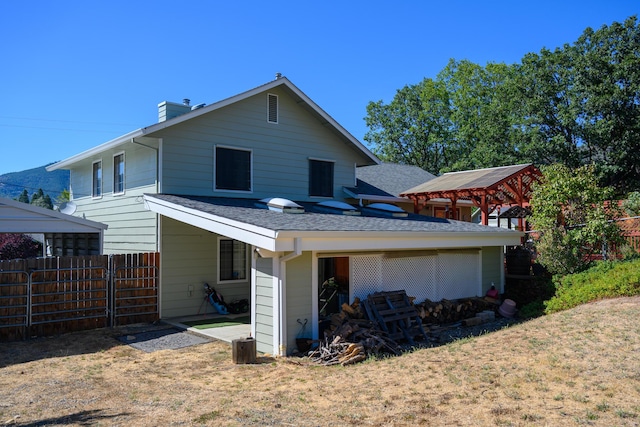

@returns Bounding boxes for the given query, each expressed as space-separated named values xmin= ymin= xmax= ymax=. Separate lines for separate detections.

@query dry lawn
xmin=2 ymin=297 xmax=640 ymax=427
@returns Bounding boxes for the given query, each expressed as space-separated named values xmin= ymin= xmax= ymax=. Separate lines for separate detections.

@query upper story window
xmin=215 ymin=146 xmax=252 ymax=192
xmin=92 ymin=160 xmax=102 ymax=198
xmin=218 ymin=238 xmax=247 ymax=282
xmin=309 ymin=158 xmax=334 ymax=198
xmin=113 ymin=152 xmax=125 ymax=195
xmin=267 ymin=93 xmax=278 ymax=123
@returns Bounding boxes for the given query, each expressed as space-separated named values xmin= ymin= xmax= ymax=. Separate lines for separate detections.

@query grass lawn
xmin=1 ymin=296 xmax=639 ymax=426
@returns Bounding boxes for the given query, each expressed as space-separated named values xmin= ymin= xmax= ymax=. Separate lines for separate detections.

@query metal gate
xmin=0 ymin=253 xmax=159 ymax=341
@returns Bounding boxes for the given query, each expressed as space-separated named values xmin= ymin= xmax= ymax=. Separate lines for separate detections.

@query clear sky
xmin=1 ymin=1 xmax=638 ymax=176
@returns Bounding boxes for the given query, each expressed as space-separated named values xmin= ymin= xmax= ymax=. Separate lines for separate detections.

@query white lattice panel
xmin=351 ymin=255 xmax=383 ymax=300
xmin=381 ymin=255 xmax=437 ymax=303
xmin=435 ymin=252 xmax=480 ymax=300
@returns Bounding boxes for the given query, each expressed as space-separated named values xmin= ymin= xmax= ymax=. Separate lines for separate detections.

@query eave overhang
xmin=143 ymin=194 xmax=522 ymax=253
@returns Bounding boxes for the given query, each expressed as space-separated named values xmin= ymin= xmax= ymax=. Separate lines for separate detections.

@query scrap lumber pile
xmin=414 ymin=297 xmax=499 ymax=325
xmin=361 ymin=290 xmax=427 ymax=345
xmin=308 ymin=298 xmax=402 ymax=366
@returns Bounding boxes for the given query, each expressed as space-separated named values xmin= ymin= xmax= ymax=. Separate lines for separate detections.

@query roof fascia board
xmin=0 ymin=197 xmax=108 ymax=230
xmin=278 ymin=79 xmax=380 ymax=165
xmin=143 ymin=195 xmax=278 ymax=250
xmin=0 ymin=219 xmax=105 ymax=233
xmin=273 ymin=233 xmax=522 ymax=252
xmin=46 ymin=129 xmax=144 ymax=171
xmin=49 ymin=77 xmax=380 ymax=170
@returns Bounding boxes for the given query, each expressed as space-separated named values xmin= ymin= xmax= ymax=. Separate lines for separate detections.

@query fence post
xmin=108 ymin=254 xmax=114 ymax=327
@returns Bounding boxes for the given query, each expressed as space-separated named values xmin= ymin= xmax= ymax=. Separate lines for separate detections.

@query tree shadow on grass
xmin=9 ymin=409 xmax=130 ymax=426
xmin=0 ymin=323 xmax=173 ymax=368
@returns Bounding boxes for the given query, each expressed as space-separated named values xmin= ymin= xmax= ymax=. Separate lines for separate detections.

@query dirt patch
xmin=1 ymin=296 xmax=640 ymax=426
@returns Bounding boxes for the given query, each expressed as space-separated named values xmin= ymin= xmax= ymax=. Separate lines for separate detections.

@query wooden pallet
xmin=362 ymin=290 xmax=427 ymax=345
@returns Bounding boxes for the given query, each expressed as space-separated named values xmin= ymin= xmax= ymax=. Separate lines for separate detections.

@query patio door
xmin=318 ymin=257 xmax=349 ymax=318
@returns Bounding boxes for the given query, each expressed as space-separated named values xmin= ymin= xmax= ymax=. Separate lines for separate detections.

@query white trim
xmin=271 ymin=256 xmax=280 ymax=355
xmin=307 ymin=156 xmax=336 ymax=163
xmin=112 ymin=151 xmax=125 ymax=196
xmin=311 ymin=251 xmax=319 ymax=342
xmin=267 ymin=93 xmax=278 ymax=124
xmin=309 ymin=158 xmax=335 ymax=198
xmin=250 ymin=247 xmax=257 ymax=339
xmin=216 ymin=236 xmax=249 ymax=284
xmin=91 ymin=159 xmax=103 ymax=199
xmin=0 ymin=196 xmax=108 ymax=233
xmin=213 ymin=144 xmax=253 ymax=193
xmin=143 ymin=194 xmax=278 ymax=249
xmin=143 ymin=195 xmax=523 ymax=253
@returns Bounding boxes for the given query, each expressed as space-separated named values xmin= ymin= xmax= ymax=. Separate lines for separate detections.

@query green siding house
xmin=48 ymin=76 xmax=522 ymax=356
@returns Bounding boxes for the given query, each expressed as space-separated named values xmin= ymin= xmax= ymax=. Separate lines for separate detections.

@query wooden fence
xmin=0 ymin=253 xmax=159 ymax=342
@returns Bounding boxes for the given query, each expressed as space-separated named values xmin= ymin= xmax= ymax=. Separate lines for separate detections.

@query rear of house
xmin=48 ymin=76 xmax=522 ymax=355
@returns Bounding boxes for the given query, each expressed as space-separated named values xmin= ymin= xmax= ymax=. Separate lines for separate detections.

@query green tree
xmin=364 ymin=59 xmax=525 ymax=174
xmin=30 ymin=188 xmax=53 ymax=210
xmin=529 ymin=164 xmax=624 ymax=275
xmin=623 ymin=191 xmax=640 ymax=216
xmin=516 ymin=16 xmax=640 ymax=192
xmin=515 ymin=47 xmax=583 ymax=168
xmin=438 ymin=59 xmax=524 ymax=171
xmin=17 ymin=189 xmax=29 ymax=203
xmin=364 ymin=77 xmax=453 ymax=173
xmin=572 ymin=16 xmax=640 ymax=193
xmin=56 ymin=189 xmax=70 ymax=205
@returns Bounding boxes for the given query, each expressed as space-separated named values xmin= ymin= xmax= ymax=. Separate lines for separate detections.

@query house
xmin=47 ymin=76 xmax=522 ymax=355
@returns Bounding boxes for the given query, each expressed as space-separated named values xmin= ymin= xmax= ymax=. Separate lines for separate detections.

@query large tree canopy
xmin=364 ymin=15 xmax=640 ymax=194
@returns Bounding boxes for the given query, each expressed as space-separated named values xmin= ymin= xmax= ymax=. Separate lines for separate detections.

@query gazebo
xmin=400 ymin=164 xmax=542 ymax=229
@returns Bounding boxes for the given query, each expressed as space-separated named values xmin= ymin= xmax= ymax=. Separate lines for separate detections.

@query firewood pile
xmin=308 ymin=298 xmax=402 ymax=366
xmin=414 ymin=297 xmax=499 ymax=325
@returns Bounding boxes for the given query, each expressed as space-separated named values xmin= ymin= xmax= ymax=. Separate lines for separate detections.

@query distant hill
xmin=0 ymin=164 xmax=69 ymax=201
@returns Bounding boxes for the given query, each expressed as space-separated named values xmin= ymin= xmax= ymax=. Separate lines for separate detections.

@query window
xmin=92 ymin=160 xmax=102 ymax=198
xmin=218 ymin=238 xmax=247 ymax=282
xmin=267 ymin=93 xmax=278 ymax=123
xmin=309 ymin=159 xmax=334 ymax=197
xmin=215 ymin=146 xmax=252 ymax=191
xmin=113 ymin=153 xmax=125 ymax=195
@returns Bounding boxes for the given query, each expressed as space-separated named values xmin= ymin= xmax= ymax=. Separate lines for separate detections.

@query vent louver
xmin=268 ymin=93 xmax=278 ymax=123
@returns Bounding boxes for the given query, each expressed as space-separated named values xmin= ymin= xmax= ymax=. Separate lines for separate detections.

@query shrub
xmin=0 ymin=233 xmax=42 ymax=260
xmin=544 ymin=258 xmax=640 ymax=313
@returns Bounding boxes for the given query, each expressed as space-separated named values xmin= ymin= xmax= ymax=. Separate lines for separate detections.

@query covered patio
xmin=400 ymin=164 xmax=542 ymax=230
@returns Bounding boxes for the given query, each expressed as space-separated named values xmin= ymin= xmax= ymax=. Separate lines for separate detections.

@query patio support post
xmin=278 ymin=238 xmax=302 ymax=356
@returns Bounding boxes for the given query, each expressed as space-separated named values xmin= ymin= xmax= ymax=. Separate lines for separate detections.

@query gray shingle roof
xmin=147 ymin=194 xmax=518 ymax=235
xmin=352 ymin=163 xmax=437 ymax=197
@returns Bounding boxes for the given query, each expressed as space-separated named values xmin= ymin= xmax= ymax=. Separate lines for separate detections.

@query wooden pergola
xmin=400 ymin=164 xmax=542 ymax=228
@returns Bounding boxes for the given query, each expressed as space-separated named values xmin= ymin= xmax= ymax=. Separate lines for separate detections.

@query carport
xmin=0 ymin=197 xmax=107 ymax=256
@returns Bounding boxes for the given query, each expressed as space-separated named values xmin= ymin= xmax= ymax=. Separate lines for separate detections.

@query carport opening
xmin=318 ymin=257 xmax=349 ymax=335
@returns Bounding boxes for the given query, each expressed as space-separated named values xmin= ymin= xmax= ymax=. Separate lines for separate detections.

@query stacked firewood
xmin=414 ymin=297 xmax=498 ymax=325
xmin=308 ymin=298 xmax=401 ymax=366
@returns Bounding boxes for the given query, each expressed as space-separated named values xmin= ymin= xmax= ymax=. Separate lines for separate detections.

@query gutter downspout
xmin=277 ymin=237 xmax=302 ymax=356
xmin=131 ymin=138 xmax=160 ymax=251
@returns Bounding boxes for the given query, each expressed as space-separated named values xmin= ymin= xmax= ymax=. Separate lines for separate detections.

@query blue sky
xmin=1 ymin=1 xmax=638 ymax=176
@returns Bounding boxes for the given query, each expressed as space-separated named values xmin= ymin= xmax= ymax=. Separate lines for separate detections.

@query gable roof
xmin=143 ymin=194 xmax=522 ymax=252
xmin=345 ymin=163 xmax=437 ymax=200
xmin=401 ymin=164 xmax=539 ymax=199
xmin=48 ymin=77 xmax=380 ymax=171
xmin=0 ymin=197 xmax=107 ymax=233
